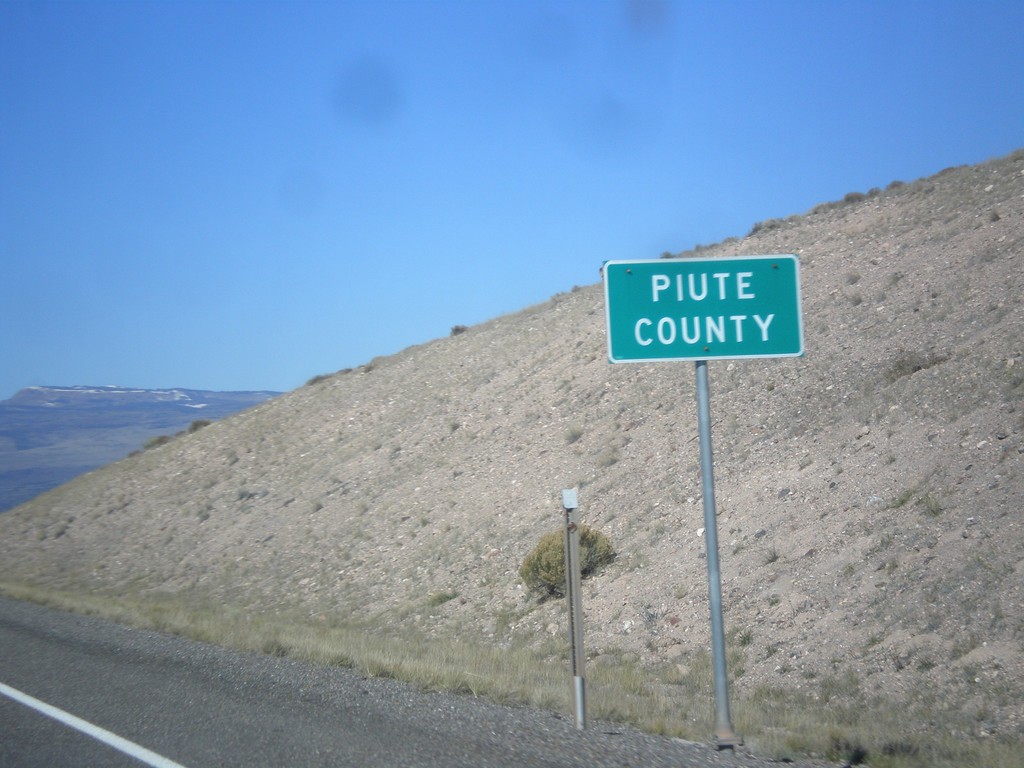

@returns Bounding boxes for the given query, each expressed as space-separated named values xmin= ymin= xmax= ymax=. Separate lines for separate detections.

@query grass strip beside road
xmin=0 ymin=580 xmax=1019 ymax=768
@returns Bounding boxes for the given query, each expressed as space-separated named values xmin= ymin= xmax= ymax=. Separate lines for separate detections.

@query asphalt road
xmin=0 ymin=596 xmax=833 ymax=768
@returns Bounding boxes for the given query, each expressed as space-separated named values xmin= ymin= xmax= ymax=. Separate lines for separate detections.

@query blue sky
xmin=2 ymin=0 xmax=1023 ymax=399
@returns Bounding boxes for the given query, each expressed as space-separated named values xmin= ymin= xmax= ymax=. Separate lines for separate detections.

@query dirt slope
xmin=2 ymin=149 xmax=1022 ymax=742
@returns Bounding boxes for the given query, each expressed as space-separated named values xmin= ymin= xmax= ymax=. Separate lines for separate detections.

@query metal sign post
xmin=603 ymin=255 xmax=804 ymax=748
xmin=562 ymin=488 xmax=586 ymax=731
xmin=695 ymin=360 xmax=742 ymax=748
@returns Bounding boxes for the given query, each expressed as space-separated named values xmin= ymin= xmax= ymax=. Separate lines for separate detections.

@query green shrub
xmin=565 ymin=425 xmax=584 ymax=444
xmin=144 ymin=434 xmax=172 ymax=450
xmin=427 ymin=591 xmax=459 ymax=607
xmin=519 ymin=525 xmax=616 ymax=597
xmin=748 ymin=217 xmax=784 ymax=236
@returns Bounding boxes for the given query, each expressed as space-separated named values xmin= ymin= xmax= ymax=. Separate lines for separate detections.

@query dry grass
xmin=3 ymin=578 xmax=1020 ymax=767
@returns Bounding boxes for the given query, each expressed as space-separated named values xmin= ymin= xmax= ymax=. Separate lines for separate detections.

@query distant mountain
xmin=0 ymin=386 xmax=279 ymax=511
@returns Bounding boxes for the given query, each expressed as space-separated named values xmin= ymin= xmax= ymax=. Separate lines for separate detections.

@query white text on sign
xmin=638 ymin=271 xmax=773 ymax=347
xmin=650 ymin=271 xmax=755 ymax=302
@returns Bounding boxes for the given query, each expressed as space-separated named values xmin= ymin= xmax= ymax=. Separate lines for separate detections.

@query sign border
xmin=603 ymin=254 xmax=804 ymax=364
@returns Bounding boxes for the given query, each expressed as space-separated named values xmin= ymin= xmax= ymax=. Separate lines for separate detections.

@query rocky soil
xmin=2 ymin=149 xmax=1022 ymax=755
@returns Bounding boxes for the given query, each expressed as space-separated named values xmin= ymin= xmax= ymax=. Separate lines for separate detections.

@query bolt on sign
xmin=603 ymin=255 xmax=803 ymax=363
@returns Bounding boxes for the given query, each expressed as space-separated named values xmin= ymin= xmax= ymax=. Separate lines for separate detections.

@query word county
xmin=633 ymin=271 xmax=775 ymax=348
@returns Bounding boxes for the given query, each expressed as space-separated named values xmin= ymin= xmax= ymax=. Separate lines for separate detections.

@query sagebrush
xmin=519 ymin=525 xmax=615 ymax=596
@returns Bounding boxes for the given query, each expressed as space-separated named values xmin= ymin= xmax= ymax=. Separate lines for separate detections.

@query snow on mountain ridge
xmin=1 ymin=385 xmax=281 ymax=511
xmin=8 ymin=385 xmax=278 ymax=407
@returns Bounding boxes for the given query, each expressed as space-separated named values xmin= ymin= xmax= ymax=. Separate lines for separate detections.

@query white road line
xmin=0 ymin=681 xmax=188 ymax=768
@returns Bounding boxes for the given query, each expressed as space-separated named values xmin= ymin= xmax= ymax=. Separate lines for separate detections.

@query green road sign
xmin=604 ymin=255 xmax=803 ymax=363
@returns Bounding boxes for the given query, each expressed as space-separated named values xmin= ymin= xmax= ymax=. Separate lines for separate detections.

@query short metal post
xmin=562 ymin=488 xmax=586 ymax=731
xmin=695 ymin=361 xmax=742 ymax=749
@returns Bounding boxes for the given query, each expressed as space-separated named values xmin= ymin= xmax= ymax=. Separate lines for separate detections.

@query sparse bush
xmin=306 ymin=373 xmax=331 ymax=386
xmin=188 ymin=419 xmax=212 ymax=433
xmin=427 ymin=591 xmax=459 ymax=607
xmin=888 ymin=488 xmax=915 ymax=509
xmin=450 ymin=325 xmax=468 ymax=336
xmin=917 ymin=492 xmax=944 ymax=517
xmin=748 ymin=218 xmax=784 ymax=236
xmin=950 ymin=632 xmax=980 ymax=660
xmin=565 ymin=425 xmax=584 ymax=444
xmin=884 ymin=350 xmax=948 ymax=383
xmin=519 ymin=525 xmax=616 ymax=597
xmin=144 ymin=434 xmax=172 ymax=450
xmin=810 ymin=201 xmax=839 ymax=215
xmin=827 ymin=734 xmax=868 ymax=765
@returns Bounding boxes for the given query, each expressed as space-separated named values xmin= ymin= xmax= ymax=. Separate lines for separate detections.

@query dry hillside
xmin=2 ymin=149 xmax=1022 ymax=757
